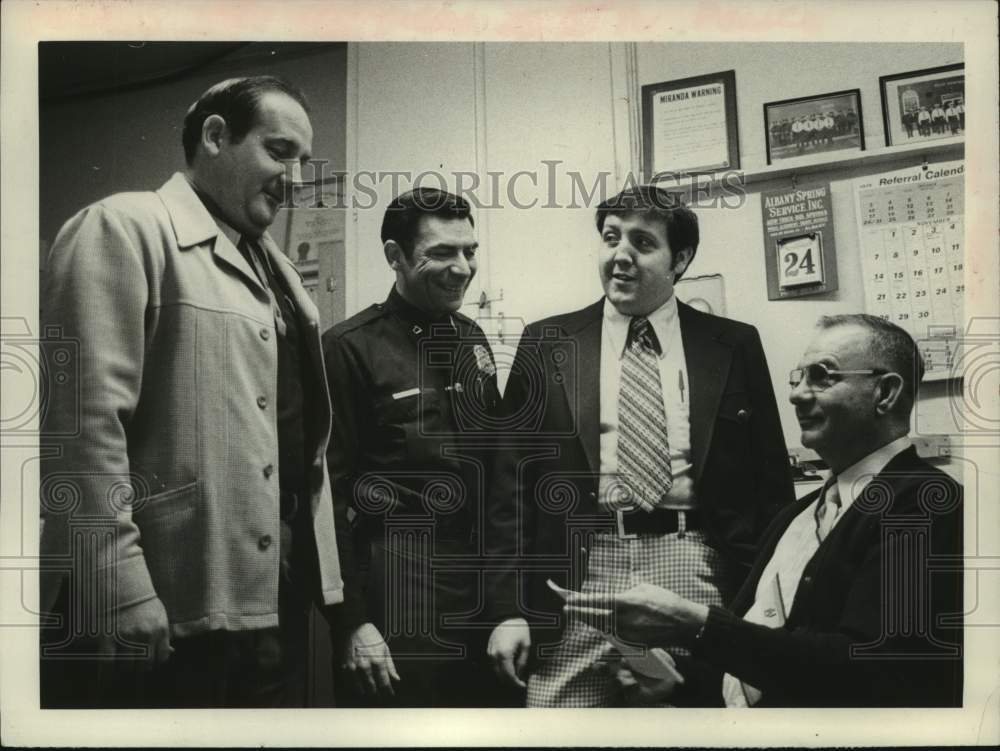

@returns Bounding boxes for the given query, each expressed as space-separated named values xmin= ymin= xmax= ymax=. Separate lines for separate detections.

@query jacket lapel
xmin=213 ymin=232 xmax=269 ymax=297
xmin=261 ymin=235 xmax=332 ymax=508
xmin=678 ymin=301 xmax=731 ymax=485
xmin=737 ymin=446 xmax=928 ymax=618
xmin=733 ymin=489 xmax=819 ymax=615
xmin=261 ymin=235 xmax=327 ymax=382
xmin=553 ymin=301 xmax=603 ymax=475
xmin=156 ymin=172 xmax=267 ymax=296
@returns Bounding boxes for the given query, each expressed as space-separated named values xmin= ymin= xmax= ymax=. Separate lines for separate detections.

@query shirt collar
xmin=158 ymin=172 xmax=253 ymax=252
xmin=184 ymin=177 xmax=245 ymax=249
xmin=836 ymin=435 xmax=913 ymax=509
xmin=386 ymin=286 xmax=457 ymax=333
xmin=212 ymin=214 xmax=243 ymax=251
xmin=603 ymin=294 xmax=678 ymax=359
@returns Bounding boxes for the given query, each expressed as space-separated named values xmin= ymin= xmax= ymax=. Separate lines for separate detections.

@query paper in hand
xmin=547 ymin=580 xmax=682 ymax=682
xmin=604 ymin=633 xmax=683 ymax=681
xmin=546 ymin=579 xmax=580 ymax=601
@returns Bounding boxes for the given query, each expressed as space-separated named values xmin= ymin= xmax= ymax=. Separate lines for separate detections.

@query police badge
xmin=473 ymin=344 xmax=496 ymax=377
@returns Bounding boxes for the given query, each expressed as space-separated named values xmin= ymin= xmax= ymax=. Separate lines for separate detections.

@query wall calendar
xmin=853 ymin=160 xmax=964 ymax=380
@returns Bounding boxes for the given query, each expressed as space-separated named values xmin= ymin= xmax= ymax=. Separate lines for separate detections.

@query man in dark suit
xmin=486 ymin=185 xmax=794 ymax=706
xmin=565 ymin=314 xmax=963 ymax=707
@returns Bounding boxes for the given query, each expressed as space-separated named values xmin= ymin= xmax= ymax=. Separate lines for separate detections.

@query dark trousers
xmin=41 ymin=584 xmax=311 ymax=709
xmin=41 ymin=516 xmax=315 ymax=708
xmin=331 ymin=538 xmax=522 ymax=707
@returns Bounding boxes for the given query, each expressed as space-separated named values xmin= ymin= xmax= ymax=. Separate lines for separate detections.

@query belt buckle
xmin=615 ymin=507 xmax=638 ymax=540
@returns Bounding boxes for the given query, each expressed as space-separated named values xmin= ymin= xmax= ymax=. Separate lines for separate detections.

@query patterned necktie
xmin=814 ymin=478 xmax=842 ymax=543
xmin=617 ymin=316 xmax=672 ymax=512
xmin=239 ymin=236 xmax=287 ymax=336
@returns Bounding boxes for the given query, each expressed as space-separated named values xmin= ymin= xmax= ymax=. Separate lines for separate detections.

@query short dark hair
xmin=380 ymin=188 xmax=474 ymax=258
xmin=817 ymin=313 xmax=925 ymax=408
xmin=182 ymin=76 xmax=310 ymax=164
xmin=595 ymin=185 xmax=699 ymax=279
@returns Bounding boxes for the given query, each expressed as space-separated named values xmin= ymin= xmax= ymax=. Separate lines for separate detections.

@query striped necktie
xmin=616 ymin=316 xmax=672 ymax=512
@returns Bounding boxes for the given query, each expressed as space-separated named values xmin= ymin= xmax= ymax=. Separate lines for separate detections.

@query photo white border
xmin=3 ymin=0 xmax=998 ymax=747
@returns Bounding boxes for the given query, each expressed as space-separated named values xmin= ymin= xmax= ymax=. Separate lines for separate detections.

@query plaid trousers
xmin=526 ymin=528 xmax=732 ymax=707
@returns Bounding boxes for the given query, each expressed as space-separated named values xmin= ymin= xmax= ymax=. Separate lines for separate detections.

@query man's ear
xmin=873 ymin=372 xmax=904 ymax=415
xmin=672 ymin=247 xmax=694 ymax=278
xmin=384 ymin=240 xmax=404 ymax=270
xmin=201 ymin=114 xmax=228 ymax=157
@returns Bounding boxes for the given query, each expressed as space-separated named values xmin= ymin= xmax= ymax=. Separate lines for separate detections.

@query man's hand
xmin=563 ymin=583 xmax=708 ymax=646
xmin=99 ymin=597 xmax=173 ymax=668
xmin=487 ymin=617 xmax=531 ymax=689
xmin=605 ymin=649 xmax=683 ymax=706
xmin=341 ymin=622 xmax=400 ymax=698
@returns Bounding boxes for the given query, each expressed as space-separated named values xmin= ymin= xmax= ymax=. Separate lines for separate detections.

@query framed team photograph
xmin=879 ymin=63 xmax=964 ymax=146
xmin=764 ymin=89 xmax=864 ymax=164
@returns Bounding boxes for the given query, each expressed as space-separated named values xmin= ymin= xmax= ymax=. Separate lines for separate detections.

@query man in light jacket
xmin=40 ymin=76 xmax=351 ymax=707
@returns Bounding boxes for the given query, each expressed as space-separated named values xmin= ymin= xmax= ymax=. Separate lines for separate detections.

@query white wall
xmin=634 ymin=43 xmax=963 ymax=465
xmin=347 ymin=41 xmax=965 ymax=474
xmin=348 ymin=43 xmax=481 ymax=314
xmin=636 ymin=42 xmax=963 ymax=169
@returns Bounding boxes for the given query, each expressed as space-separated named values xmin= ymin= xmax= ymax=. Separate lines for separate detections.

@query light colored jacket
xmin=40 ymin=173 xmax=344 ymax=637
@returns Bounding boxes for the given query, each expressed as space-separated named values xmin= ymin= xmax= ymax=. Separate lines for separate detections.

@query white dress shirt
xmin=722 ymin=435 xmax=913 ymax=706
xmin=598 ymin=294 xmax=695 ymax=510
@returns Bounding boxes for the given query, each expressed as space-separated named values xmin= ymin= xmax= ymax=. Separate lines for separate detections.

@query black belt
xmin=611 ymin=507 xmax=701 ymax=539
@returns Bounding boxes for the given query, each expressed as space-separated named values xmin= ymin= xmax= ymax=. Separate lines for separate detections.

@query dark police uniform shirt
xmin=322 ymin=286 xmax=500 ymax=637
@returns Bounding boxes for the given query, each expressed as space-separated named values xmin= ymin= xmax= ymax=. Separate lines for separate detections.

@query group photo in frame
xmin=763 ymin=89 xmax=864 ymax=164
xmin=641 ymin=69 xmax=740 ymax=178
xmin=879 ymin=63 xmax=965 ymax=146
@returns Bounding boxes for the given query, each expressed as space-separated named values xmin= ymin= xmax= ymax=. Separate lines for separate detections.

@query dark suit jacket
xmin=689 ymin=446 xmax=963 ymax=707
xmin=487 ymin=299 xmax=794 ymax=651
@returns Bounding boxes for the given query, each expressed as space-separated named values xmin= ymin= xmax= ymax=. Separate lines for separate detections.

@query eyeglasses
xmin=789 ymin=363 xmax=886 ymax=390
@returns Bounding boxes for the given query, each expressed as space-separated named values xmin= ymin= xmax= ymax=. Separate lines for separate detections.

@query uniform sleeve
xmin=39 ymin=204 xmax=157 ymax=617
xmin=321 ymin=331 xmax=370 ymax=638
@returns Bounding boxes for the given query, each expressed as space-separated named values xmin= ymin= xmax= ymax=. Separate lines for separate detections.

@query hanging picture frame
xmin=763 ymin=89 xmax=864 ymax=165
xmin=641 ymin=70 xmax=740 ymax=178
xmin=879 ymin=63 xmax=964 ymax=146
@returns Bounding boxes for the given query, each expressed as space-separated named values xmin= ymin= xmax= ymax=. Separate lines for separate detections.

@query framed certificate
xmin=641 ymin=70 xmax=740 ymax=178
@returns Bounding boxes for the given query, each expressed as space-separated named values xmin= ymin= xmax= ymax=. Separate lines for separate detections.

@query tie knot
xmin=628 ymin=317 xmax=661 ymax=355
xmin=825 ymin=478 xmax=841 ymax=508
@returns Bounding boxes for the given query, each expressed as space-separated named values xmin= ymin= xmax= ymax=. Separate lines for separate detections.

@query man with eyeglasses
xmin=563 ymin=314 xmax=963 ymax=707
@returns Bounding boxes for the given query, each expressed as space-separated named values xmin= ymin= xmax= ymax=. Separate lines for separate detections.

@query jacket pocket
xmin=133 ymin=480 xmax=199 ymax=522
xmin=374 ymin=390 xmax=444 ymax=460
xmin=132 ymin=480 xmax=204 ymax=619
xmin=717 ymin=391 xmax=753 ymax=425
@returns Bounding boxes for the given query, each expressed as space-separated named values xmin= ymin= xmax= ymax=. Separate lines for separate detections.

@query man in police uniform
xmin=322 ymin=188 xmax=502 ymax=706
